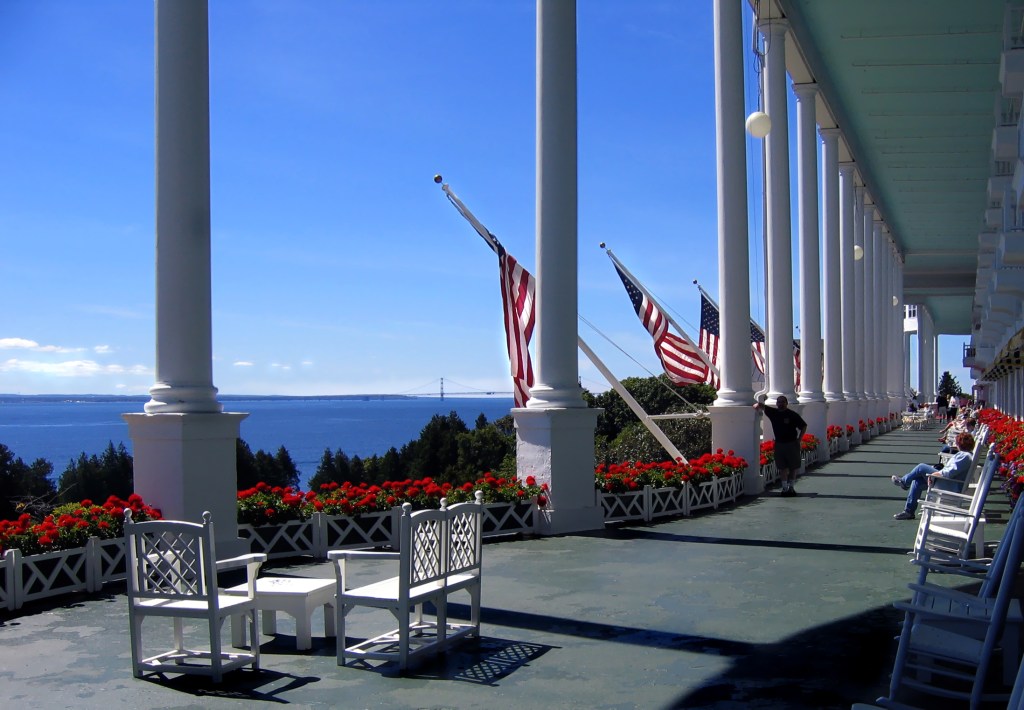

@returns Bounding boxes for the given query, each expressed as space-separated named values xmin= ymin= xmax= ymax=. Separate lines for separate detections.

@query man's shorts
xmin=775 ymin=440 xmax=802 ymax=470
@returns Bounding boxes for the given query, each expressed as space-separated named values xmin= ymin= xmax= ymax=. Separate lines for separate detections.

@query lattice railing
xmin=481 ymin=502 xmax=535 ymax=537
xmin=600 ymin=489 xmax=647 ymax=523
xmin=17 ymin=546 xmax=91 ymax=605
xmin=239 ymin=519 xmax=317 ymax=560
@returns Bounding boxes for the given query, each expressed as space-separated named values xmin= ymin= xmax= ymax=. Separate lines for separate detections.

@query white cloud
xmin=94 ymin=344 xmax=113 ymax=354
xmin=270 ymin=363 xmax=292 ymax=371
xmin=233 ymin=361 xmax=254 ymax=367
xmin=301 ymin=360 xmax=314 ymax=366
xmin=0 ymin=338 xmax=39 ymax=349
xmin=0 ymin=338 xmax=84 ymax=353
xmin=0 ymin=358 xmax=152 ymax=378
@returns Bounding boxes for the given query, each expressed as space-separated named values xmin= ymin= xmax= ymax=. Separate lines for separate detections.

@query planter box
xmin=94 ymin=537 xmax=127 ymax=586
xmin=648 ymin=486 xmax=688 ymax=519
xmin=481 ymin=502 xmax=535 ymax=538
xmin=600 ymin=489 xmax=647 ymax=523
xmin=239 ymin=519 xmax=317 ymax=560
xmin=761 ymin=460 xmax=778 ymax=486
xmin=16 ymin=545 xmax=90 ymax=606
xmin=716 ymin=473 xmax=743 ymax=503
xmin=319 ymin=510 xmax=396 ymax=553
xmin=1 ymin=550 xmax=15 ymax=611
xmin=828 ymin=437 xmax=840 ymax=456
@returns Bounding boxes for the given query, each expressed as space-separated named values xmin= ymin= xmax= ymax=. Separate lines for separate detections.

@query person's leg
xmin=778 ymin=467 xmax=790 ymax=491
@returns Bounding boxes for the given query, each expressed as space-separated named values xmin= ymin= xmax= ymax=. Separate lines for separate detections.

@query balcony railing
xmin=1005 ymin=4 xmax=1024 ymax=49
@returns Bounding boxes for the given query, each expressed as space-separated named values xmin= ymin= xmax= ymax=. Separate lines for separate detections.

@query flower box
xmin=600 ymin=489 xmax=648 ymax=523
xmin=1 ymin=550 xmax=15 ymax=611
xmin=319 ymin=510 xmax=396 ymax=553
xmin=239 ymin=519 xmax=317 ymax=560
xmin=94 ymin=537 xmax=128 ymax=586
xmin=15 ymin=545 xmax=91 ymax=606
xmin=648 ymin=486 xmax=688 ymax=519
xmin=761 ymin=460 xmax=778 ymax=486
xmin=481 ymin=502 xmax=535 ymax=538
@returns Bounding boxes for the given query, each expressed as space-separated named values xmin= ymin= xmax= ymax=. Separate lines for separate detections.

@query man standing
xmin=754 ymin=396 xmax=808 ymax=497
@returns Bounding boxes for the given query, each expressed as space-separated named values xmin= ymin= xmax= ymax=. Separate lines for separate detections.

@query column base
xmin=709 ymin=404 xmax=761 ymax=495
xmin=124 ymin=411 xmax=249 ymax=557
xmin=513 ymin=407 xmax=604 ymax=536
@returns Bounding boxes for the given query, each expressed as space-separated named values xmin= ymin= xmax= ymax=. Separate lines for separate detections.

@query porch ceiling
xmin=778 ymin=0 xmax=1007 ymax=335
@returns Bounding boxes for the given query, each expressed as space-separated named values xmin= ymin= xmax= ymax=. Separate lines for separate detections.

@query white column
xmin=759 ymin=19 xmax=797 ymax=406
xmin=126 ymin=0 xmax=246 ymax=557
xmin=862 ymin=209 xmax=876 ymax=412
xmin=528 ymin=0 xmax=583 ymax=411
xmin=821 ymin=130 xmax=845 ymax=432
xmin=853 ymin=187 xmax=868 ymax=441
xmin=839 ymin=164 xmax=858 ymax=445
xmin=147 ymin=0 xmax=220 ymax=416
xmin=709 ymin=0 xmax=760 ymax=494
xmin=871 ymin=220 xmax=884 ymax=417
xmin=514 ymin=0 xmax=601 ymax=536
xmin=794 ymin=83 xmax=826 ymax=458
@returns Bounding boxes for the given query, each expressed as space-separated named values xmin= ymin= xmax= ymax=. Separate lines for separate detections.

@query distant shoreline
xmin=0 ymin=393 xmax=454 ymax=404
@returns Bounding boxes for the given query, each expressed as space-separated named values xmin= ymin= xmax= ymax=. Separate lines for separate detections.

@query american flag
xmin=615 ymin=265 xmax=713 ymax=387
xmin=441 ymin=184 xmax=534 ymax=408
xmin=700 ymin=293 xmax=773 ymax=385
xmin=793 ymin=340 xmax=802 ymax=391
xmin=497 ymin=246 xmax=535 ymax=408
xmin=699 ymin=294 xmax=721 ymax=371
xmin=750 ymin=319 xmax=766 ymax=374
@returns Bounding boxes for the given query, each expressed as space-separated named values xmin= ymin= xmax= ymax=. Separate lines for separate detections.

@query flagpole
xmin=693 ymin=279 xmax=770 ymax=398
xmin=693 ymin=279 xmax=767 ymax=339
xmin=435 ymin=175 xmax=501 ymax=256
xmin=577 ymin=336 xmax=687 ymax=462
xmin=604 ymin=247 xmax=720 ymax=379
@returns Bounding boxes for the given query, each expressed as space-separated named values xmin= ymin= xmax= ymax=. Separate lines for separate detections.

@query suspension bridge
xmin=396 ymin=378 xmax=513 ymax=400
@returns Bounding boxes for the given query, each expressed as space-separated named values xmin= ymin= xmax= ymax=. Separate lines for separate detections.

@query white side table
xmin=229 ymin=577 xmax=336 ymax=651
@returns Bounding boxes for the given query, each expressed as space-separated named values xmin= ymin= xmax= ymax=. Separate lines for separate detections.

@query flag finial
xmin=433 ymin=174 xmax=443 ymax=184
xmin=599 ymin=242 xmax=606 ymax=249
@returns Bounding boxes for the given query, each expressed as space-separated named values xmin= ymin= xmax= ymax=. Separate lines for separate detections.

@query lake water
xmin=0 ymin=397 xmax=515 ymax=484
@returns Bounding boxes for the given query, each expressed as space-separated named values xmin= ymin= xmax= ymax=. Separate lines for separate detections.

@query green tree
xmin=0 ymin=444 xmax=56 ymax=519
xmin=606 ymin=418 xmax=712 ymax=464
xmin=402 ymin=412 xmax=469 ymax=481
xmin=236 ymin=439 xmax=299 ymax=489
xmin=57 ymin=442 xmax=133 ymax=504
xmin=937 ymin=371 xmax=962 ymax=399
xmin=309 ymin=448 xmax=359 ymax=489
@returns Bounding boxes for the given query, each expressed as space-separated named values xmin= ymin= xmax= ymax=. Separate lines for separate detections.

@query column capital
xmin=819 ymin=127 xmax=841 ymax=142
xmin=757 ymin=17 xmax=790 ymax=36
xmin=793 ymin=82 xmax=818 ymax=100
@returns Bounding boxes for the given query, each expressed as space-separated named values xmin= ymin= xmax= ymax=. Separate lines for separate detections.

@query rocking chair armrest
xmin=894 ymin=597 xmax=994 ymax=622
xmin=905 ymin=582 xmax=990 ymax=607
xmin=918 ymin=500 xmax=975 ymax=517
xmin=924 ymin=489 xmax=972 ymax=503
xmin=912 ymin=557 xmax=991 ymax=578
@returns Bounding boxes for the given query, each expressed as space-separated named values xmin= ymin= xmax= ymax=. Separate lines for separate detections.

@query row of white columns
xmin=710 ymin=9 xmax=908 ymax=492
xmin=991 ymin=369 xmax=1024 ymax=416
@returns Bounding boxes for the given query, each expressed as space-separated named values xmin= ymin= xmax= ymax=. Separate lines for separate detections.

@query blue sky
xmin=0 ymin=0 xmax=972 ymax=397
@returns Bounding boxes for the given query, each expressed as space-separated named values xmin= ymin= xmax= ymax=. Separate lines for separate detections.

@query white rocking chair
xmin=124 ymin=510 xmax=266 ymax=682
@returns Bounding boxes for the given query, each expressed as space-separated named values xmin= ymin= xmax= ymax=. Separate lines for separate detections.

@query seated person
xmin=890 ymin=431 xmax=975 ymax=520
xmin=937 ymin=417 xmax=976 ymax=454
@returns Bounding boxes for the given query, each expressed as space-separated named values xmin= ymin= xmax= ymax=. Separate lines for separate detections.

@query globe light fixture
xmin=853 ymin=245 xmax=864 ymax=260
xmin=893 ymin=295 xmax=899 ymax=307
xmin=745 ymin=111 xmax=771 ymax=138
